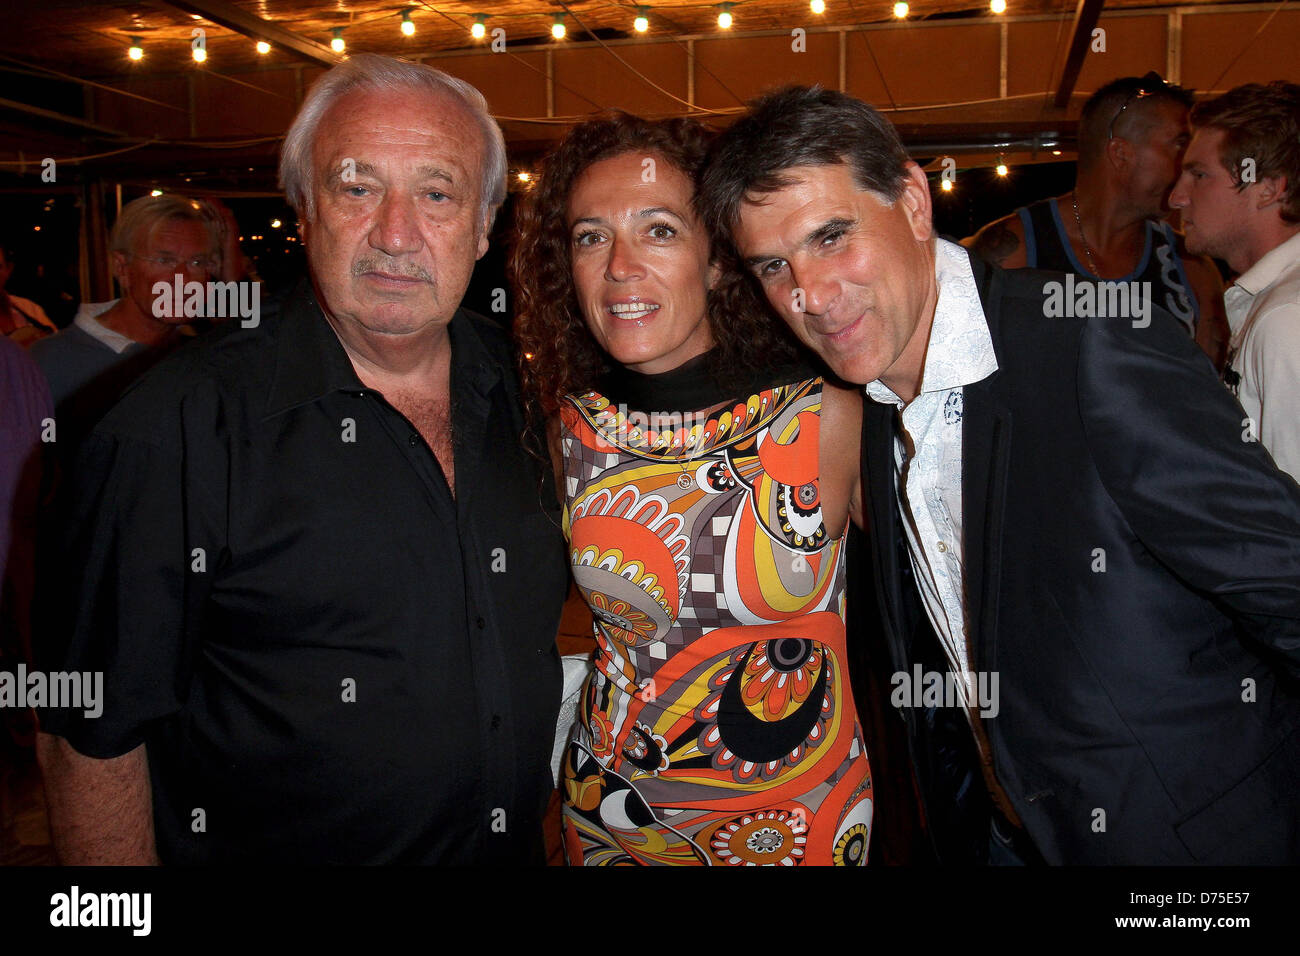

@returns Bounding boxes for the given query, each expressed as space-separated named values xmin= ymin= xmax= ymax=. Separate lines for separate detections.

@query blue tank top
xmin=1017 ymin=197 xmax=1201 ymax=336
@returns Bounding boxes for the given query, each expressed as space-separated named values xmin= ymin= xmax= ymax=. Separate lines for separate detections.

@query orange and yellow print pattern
xmin=558 ymin=376 xmax=872 ymax=866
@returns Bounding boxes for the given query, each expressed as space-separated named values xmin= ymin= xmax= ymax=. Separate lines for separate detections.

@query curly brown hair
xmin=510 ymin=111 xmax=799 ymax=418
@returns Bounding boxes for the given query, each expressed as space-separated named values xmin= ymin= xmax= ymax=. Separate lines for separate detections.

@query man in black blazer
xmin=699 ymin=86 xmax=1300 ymax=865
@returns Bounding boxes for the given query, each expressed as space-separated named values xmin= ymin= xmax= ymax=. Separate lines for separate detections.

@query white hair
xmin=279 ymin=53 xmax=507 ymax=231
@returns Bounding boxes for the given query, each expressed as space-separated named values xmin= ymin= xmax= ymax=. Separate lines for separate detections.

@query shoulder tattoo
xmin=972 ymin=221 xmax=1021 ymax=265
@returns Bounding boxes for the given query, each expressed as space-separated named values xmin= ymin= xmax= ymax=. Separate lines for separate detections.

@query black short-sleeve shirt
xmin=38 ymin=284 xmax=568 ymax=865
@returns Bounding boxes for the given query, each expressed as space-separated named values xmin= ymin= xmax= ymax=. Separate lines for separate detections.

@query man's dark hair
xmin=1191 ymin=81 xmax=1300 ymax=224
xmin=1077 ymin=73 xmax=1194 ymax=169
xmin=697 ymin=85 xmax=912 ymax=238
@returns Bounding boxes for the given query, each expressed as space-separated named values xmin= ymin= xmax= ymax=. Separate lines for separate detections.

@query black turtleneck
xmin=596 ymin=347 xmax=815 ymax=413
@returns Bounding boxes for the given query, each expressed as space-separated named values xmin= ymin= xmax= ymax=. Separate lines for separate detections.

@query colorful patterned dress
xmin=558 ymin=356 xmax=873 ymax=866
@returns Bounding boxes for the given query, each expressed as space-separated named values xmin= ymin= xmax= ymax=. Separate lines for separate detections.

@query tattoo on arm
xmin=972 ymin=222 xmax=1021 ymax=265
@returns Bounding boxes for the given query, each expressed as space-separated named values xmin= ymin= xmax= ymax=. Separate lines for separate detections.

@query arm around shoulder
xmin=819 ymin=380 xmax=865 ymax=534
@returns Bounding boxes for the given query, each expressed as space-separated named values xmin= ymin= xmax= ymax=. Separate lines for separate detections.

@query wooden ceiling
xmin=2 ymin=0 xmax=1297 ymax=190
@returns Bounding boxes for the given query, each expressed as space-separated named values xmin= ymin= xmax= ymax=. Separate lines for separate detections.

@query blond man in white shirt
xmin=1171 ymin=81 xmax=1300 ymax=480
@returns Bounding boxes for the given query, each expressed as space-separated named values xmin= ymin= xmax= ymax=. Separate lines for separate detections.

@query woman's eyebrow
xmin=637 ymin=206 xmax=685 ymax=220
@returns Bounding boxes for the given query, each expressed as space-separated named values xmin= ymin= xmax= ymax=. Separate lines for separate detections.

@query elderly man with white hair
xmin=36 ymin=54 xmax=568 ymax=865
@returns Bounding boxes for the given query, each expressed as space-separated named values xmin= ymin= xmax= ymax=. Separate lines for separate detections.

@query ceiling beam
xmin=0 ymin=96 xmax=131 ymax=137
xmin=161 ymin=0 xmax=342 ymax=68
xmin=1054 ymin=0 xmax=1106 ymax=108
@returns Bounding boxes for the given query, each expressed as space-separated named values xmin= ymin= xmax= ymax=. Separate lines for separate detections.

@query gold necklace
xmin=672 ymin=421 xmax=707 ymax=488
xmin=620 ymin=412 xmax=705 ymax=486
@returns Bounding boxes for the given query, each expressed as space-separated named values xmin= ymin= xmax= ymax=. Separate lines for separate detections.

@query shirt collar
xmin=74 ymin=300 xmax=199 ymax=354
xmin=264 ymin=281 xmax=503 ymax=418
xmin=1225 ymin=230 xmax=1300 ymax=333
xmin=864 ymin=239 xmax=999 ymax=408
xmin=74 ymin=305 xmax=136 ymax=355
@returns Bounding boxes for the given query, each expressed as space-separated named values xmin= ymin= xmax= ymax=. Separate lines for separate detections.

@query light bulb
xmin=940 ymin=178 xmax=954 ymax=192
xmin=718 ymin=6 xmax=733 ymax=29
xmin=995 ymin=163 xmax=1009 ymax=177
xmin=192 ymin=46 xmax=207 ymax=63
xmin=128 ymin=38 xmax=144 ymax=61
xmin=893 ymin=2 xmax=909 ymax=17
xmin=811 ymin=0 xmax=826 ymax=13
xmin=990 ymin=0 xmax=1007 ymax=12
xmin=471 ymin=18 xmax=487 ymax=40
xmin=331 ymin=30 xmax=345 ymax=53
xmin=552 ymin=17 xmax=566 ymax=39
xmin=256 ymin=40 xmax=270 ymax=54
xmin=634 ymin=13 xmax=649 ymax=32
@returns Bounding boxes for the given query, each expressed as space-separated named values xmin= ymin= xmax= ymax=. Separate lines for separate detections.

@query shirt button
xmin=937 ymin=541 xmax=948 ymax=553
xmin=490 ymin=714 xmax=501 ymax=731
xmin=408 ymin=434 xmax=419 ymax=447
xmin=476 ymin=616 xmax=486 ymax=629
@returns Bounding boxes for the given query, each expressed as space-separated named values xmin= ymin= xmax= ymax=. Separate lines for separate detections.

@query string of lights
xmin=114 ymin=0 xmax=1020 ymax=65
xmin=10 ymin=3 xmax=1099 ymax=181
xmin=556 ymin=1 xmax=734 ymax=113
xmin=600 ymin=0 xmax=748 ymax=106
xmin=413 ymin=0 xmax=607 ymax=112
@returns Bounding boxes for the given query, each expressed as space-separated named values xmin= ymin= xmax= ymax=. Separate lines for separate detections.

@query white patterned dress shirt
xmin=864 ymin=239 xmax=999 ymax=707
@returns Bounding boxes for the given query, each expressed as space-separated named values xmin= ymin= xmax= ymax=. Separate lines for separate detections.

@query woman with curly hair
xmin=512 ymin=112 xmax=872 ymax=866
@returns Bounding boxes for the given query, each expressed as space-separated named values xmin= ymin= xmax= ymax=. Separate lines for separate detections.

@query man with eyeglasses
xmin=966 ymin=73 xmax=1231 ymax=371
xmin=31 ymin=193 xmax=223 ymax=453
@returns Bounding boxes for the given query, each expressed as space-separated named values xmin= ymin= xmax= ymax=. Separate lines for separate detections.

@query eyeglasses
xmin=133 ymin=253 xmax=218 ymax=272
xmin=1107 ymin=71 xmax=1173 ymax=141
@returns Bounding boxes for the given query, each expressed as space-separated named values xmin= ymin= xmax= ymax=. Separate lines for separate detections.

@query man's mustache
xmin=352 ymin=257 xmax=434 ymax=282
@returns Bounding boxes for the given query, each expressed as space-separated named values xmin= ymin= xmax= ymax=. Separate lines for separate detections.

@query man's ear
xmin=1254 ymin=174 xmax=1288 ymax=212
xmin=899 ymin=162 xmax=935 ymax=242
xmin=476 ymin=211 xmax=491 ymax=260
xmin=1105 ymin=135 xmax=1134 ymax=176
xmin=110 ymin=251 xmax=128 ymax=284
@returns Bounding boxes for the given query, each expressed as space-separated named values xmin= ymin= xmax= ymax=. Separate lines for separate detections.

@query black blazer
xmin=863 ymin=251 xmax=1300 ymax=865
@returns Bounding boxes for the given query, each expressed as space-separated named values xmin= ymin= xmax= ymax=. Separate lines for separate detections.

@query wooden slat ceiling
xmin=2 ymin=0 xmax=1296 ymax=190
xmin=0 ymin=0 xmax=1229 ymax=79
